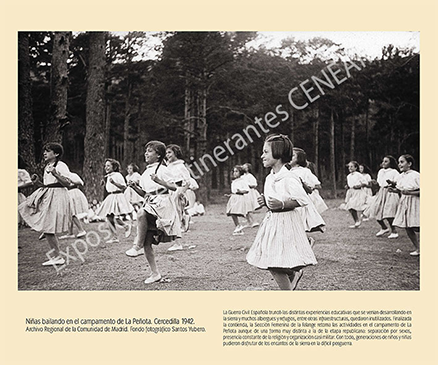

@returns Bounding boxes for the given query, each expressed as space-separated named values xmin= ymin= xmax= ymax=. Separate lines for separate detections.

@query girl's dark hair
xmin=105 ymin=158 xmax=121 ymax=172
xmin=265 ymin=134 xmax=293 ymax=163
xmin=347 ymin=161 xmax=359 ymax=170
xmin=307 ymin=161 xmax=317 ymax=176
xmin=166 ymin=144 xmax=184 ymax=160
xmin=293 ymin=147 xmax=307 ymax=167
xmin=360 ymin=164 xmax=372 ymax=175
xmin=383 ymin=155 xmax=399 ymax=170
xmin=243 ymin=163 xmax=252 ymax=173
xmin=232 ymin=165 xmax=245 ymax=180
xmin=128 ymin=163 xmax=140 ymax=173
xmin=400 ymin=154 xmax=415 ymax=167
xmin=145 ymin=140 xmax=166 ymax=163
xmin=43 ymin=142 xmax=64 ymax=160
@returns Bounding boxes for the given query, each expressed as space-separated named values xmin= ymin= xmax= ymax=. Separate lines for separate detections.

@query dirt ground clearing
xmin=17 ymin=198 xmax=419 ymax=291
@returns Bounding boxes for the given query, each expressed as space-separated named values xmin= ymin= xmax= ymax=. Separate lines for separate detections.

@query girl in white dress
xmin=18 ymin=143 xmax=72 ymax=266
xmin=306 ymin=160 xmax=329 ymax=215
xmin=59 ymin=172 xmax=88 ymax=239
xmin=392 ymin=155 xmax=420 ymax=256
xmin=289 ymin=148 xmax=326 ymax=234
xmin=165 ymin=144 xmax=197 ymax=251
xmin=365 ymin=156 xmax=400 ymax=238
xmin=242 ymin=163 xmax=261 ymax=228
xmin=124 ymin=163 xmax=144 ymax=212
xmin=247 ymin=135 xmax=317 ymax=290
xmin=126 ymin=141 xmax=187 ymax=284
xmin=18 ymin=157 xmax=33 ymax=228
xmin=96 ymin=159 xmax=133 ymax=244
xmin=359 ymin=164 xmax=374 ymax=222
xmin=226 ymin=165 xmax=250 ymax=235
xmin=344 ymin=161 xmax=368 ymax=228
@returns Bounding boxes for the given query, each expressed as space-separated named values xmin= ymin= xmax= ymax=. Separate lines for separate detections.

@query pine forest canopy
xmin=18 ymin=31 xmax=419 ymax=203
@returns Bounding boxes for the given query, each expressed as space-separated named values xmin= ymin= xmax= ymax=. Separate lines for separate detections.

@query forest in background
xmin=18 ymin=31 xmax=419 ymax=203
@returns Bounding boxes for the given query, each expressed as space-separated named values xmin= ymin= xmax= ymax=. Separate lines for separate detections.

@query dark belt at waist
xmin=147 ymin=188 xmax=169 ymax=195
xmin=109 ymin=191 xmax=123 ymax=194
xmin=67 ymin=186 xmax=78 ymax=191
xmin=44 ymin=183 xmax=65 ymax=188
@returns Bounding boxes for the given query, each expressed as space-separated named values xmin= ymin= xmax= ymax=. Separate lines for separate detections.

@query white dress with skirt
xmin=226 ymin=177 xmax=251 ymax=217
xmin=246 ymin=166 xmax=317 ymax=270
xmin=289 ymin=166 xmax=326 ymax=232
xmin=68 ymin=173 xmax=89 ymax=220
xmin=242 ymin=172 xmax=262 ymax=212
xmin=166 ymin=160 xmax=198 ymax=209
xmin=364 ymin=168 xmax=400 ymax=220
xmin=96 ymin=172 xmax=133 ymax=218
xmin=124 ymin=172 xmax=144 ymax=206
xmin=393 ymin=170 xmax=420 ymax=228
xmin=140 ymin=162 xmax=182 ymax=240
xmin=18 ymin=161 xmax=72 ymax=234
xmin=18 ymin=169 xmax=32 ymax=225
xmin=344 ymin=172 xmax=368 ymax=211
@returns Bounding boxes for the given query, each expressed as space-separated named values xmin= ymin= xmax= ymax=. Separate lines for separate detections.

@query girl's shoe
xmin=376 ymin=228 xmax=390 ymax=237
xmin=42 ymin=256 xmax=65 ymax=266
xmin=59 ymin=234 xmax=75 ymax=240
xmin=144 ymin=274 xmax=162 ymax=284
xmin=409 ymin=250 xmax=420 ymax=256
xmin=168 ymin=243 xmax=183 ymax=251
xmin=233 ymin=225 xmax=243 ymax=233
xmin=388 ymin=233 xmax=399 ymax=239
xmin=105 ymin=238 xmax=120 ymax=244
xmin=251 ymin=222 xmax=260 ymax=228
xmin=125 ymin=246 xmax=144 ymax=257
xmin=76 ymin=231 xmax=87 ymax=238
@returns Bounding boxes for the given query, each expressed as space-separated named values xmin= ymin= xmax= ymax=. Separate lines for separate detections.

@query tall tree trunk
xmin=365 ymin=99 xmax=371 ymax=166
xmin=313 ymin=106 xmax=320 ymax=176
xmin=123 ymin=80 xmax=132 ymax=168
xmin=138 ymin=118 xmax=149 ymax=170
xmin=289 ymin=105 xmax=294 ymax=143
xmin=105 ymin=102 xmax=111 ymax=157
xmin=340 ymin=115 xmax=345 ymax=187
xmin=350 ymin=118 xmax=356 ymax=161
xmin=46 ymin=31 xmax=70 ymax=144
xmin=329 ymin=109 xmax=337 ymax=198
xmin=18 ymin=32 xmax=37 ymax=173
xmin=196 ymin=84 xmax=209 ymax=204
xmin=83 ymin=32 xmax=106 ymax=202
xmin=183 ymin=76 xmax=192 ymax=157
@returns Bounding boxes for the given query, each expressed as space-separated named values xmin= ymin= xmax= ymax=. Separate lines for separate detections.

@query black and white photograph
xmin=17 ymin=31 xmax=420 ymax=291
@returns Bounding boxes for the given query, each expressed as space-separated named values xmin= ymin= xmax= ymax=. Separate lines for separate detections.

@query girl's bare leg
xmin=133 ymin=209 xmax=148 ymax=249
xmin=106 ymin=215 xmax=118 ymax=240
xmin=406 ymin=228 xmax=419 ymax=251
xmin=387 ymin=218 xmax=397 ymax=234
xmin=144 ymin=238 xmax=161 ymax=283
xmin=45 ymin=233 xmax=60 ymax=257
xmin=377 ymin=219 xmax=387 ymax=230
xmin=72 ymin=216 xmax=85 ymax=234
xmin=349 ymin=209 xmax=358 ymax=223
xmin=246 ymin=213 xmax=254 ymax=226
xmin=270 ymin=269 xmax=292 ymax=290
